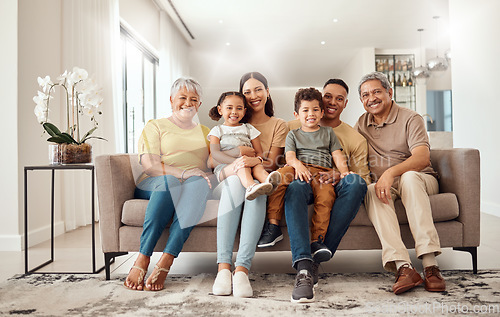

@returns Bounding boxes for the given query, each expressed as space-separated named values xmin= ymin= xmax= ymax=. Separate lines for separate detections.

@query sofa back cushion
xmin=350 ymin=193 xmax=459 ymax=226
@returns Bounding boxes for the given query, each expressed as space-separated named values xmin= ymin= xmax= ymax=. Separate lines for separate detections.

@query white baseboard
xmin=0 ymin=234 xmax=22 ymax=251
xmin=0 ymin=221 xmax=66 ymax=251
xmin=482 ymin=201 xmax=500 ymax=218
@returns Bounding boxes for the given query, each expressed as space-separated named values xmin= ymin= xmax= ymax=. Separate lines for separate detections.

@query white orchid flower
xmin=82 ymin=105 xmax=97 ymax=117
xmin=34 ymin=104 xmax=49 ymax=123
xmin=56 ymin=70 xmax=68 ymax=85
xmin=33 ymin=91 xmax=51 ymax=107
xmin=69 ymin=67 xmax=88 ymax=85
xmin=33 ymin=94 xmax=44 ymax=107
xmin=77 ymin=77 xmax=97 ymax=93
xmin=33 ymin=66 xmax=103 ymax=144
xmin=79 ymin=88 xmax=103 ymax=107
xmin=37 ymin=76 xmax=52 ymax=92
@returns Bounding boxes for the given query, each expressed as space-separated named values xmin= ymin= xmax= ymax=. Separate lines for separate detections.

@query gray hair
xmin=170 ymin=77 xmax=203 ymax=101
xmin=357 ymin=72 xmax=391 ymax=96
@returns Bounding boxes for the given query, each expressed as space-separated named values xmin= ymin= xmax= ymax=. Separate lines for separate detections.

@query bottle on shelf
xmin=402 ymin=73 xmax=408 ymax=87
xmin=389 ymin=73 xmax=395 ymax=87
xmin=408 ymin=75 xmax=413 ymax=86
xmin=396 ymin=74 xmax=402 ymax=86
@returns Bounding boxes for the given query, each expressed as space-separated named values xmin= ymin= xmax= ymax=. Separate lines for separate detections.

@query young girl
xmin=208 ymin=91 xmax=281 ymax=200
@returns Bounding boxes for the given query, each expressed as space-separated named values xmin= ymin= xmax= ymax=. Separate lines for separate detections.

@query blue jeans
xmin=135 ymin=175 xmax=211 ymax=257
xmin=284 ymin=173 xmax=367 ymax=268
xmin=214 ymin=175 xmax=266 ymax=270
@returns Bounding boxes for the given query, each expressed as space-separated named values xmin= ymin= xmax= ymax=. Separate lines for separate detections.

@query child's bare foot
xmin=124 ymin=254 xmax=150 ymax=291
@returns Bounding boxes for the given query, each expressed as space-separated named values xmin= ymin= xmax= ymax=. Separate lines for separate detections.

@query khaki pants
xmin=267 ymin=164 xmax=335 ymax=241
xmin=364 ymin=171 xmax=441 ymax=273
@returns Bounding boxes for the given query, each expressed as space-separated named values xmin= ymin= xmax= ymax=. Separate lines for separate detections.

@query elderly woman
xmin=124 ymin=78 xmax=213 ymax=291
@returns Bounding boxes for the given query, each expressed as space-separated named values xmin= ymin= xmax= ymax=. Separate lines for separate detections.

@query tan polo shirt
xmin=288 ymin=120 xmax=371 ymax=184
xmin=355 ymin=102 xmax=437 ymax=186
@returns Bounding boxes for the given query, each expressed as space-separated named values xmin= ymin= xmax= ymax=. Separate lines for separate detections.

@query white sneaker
xmin=245 ymin=183 xmax=273 ymax=200
xmin=265 ymin=171 xmax=282 ymax=194
xmin=212 ymin=269 xmax=232 ymax=296
xmin=232 ymin=271 xmax=253 ymax=298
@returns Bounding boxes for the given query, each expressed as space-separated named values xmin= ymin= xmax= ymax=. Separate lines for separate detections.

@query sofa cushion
xmin=350 ymin=193 xmax=460 ymax=226
xmin=121 ymin=192 xmax=459 ymax=229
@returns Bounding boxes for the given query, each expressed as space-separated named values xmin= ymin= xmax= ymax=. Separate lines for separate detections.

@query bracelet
xmin=181 ymin=169 xmax=187 ymax=181
xmin=257 ymin=156 xmax=264 ymax=164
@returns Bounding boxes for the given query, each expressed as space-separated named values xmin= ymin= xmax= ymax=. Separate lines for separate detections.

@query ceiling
xmin=171 ymin=0 xmax=450 ymax=87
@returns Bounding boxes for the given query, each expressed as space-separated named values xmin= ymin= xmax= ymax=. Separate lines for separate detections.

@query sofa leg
xmin=453 ymin=247 xmax=478 ymax=274
xmin=104 ymin=252 xmax=129 ymax=280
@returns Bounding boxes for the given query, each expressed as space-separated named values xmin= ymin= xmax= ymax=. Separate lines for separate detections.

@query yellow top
xmin=138 ymin=118 xmax=211 ymax=180
xmin=288 ymin=119 xmax=370 ymax=184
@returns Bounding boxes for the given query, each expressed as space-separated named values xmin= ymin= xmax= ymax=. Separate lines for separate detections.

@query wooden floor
xmin=2 ymin=213 xmax=499 ymax=283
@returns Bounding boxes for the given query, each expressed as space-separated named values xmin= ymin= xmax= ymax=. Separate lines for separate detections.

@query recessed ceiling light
xmin=219 ymin=20 xmax=223 ymax=24
xmin=321 ymin=41 xmax=326 ymax=45
xmin=226 ymin=42 xmax=231 ymax=46
xmin=333 ymin=18 xmax=338 ymax=23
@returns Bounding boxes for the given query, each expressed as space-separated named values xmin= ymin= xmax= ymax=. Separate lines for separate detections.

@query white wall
xmin=0 ymin=0 xmax=65 ymax=251
xmin=449 ymin=0 xmax=500 ymax=217
xmin=16 ymin=0 xmax=66 ymax=250
xmin=0 ymin=0 xmax=20 ymax=251
xmin=119 ymin=0 xmax=160 ymax=50
xmin=339 ymin=47 xmax=375 ymax=127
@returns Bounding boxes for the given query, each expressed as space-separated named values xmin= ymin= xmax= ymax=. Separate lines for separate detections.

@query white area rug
xmin=1 ymin=270 xmax=499 ymax=316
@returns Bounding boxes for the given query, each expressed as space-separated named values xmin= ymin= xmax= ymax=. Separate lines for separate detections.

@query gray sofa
xmin=95 ymin=148 xmax=480 ymax=280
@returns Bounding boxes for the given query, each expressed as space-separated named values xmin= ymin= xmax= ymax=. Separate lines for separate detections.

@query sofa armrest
xmin=95 ymin=154 xmax=137 ymax=252
xmin=430 ymin=148 xmax=480 ymax=247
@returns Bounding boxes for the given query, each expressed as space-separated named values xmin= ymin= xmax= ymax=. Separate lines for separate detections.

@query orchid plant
xmin=33 ymin=67 xmax=105 ymax=145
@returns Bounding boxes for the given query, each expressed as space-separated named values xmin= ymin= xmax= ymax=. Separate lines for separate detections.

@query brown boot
xmin=424 ymin=265 xmax=446 ymax=292
xmin=392 ymin=264 xmax=423 ymax=295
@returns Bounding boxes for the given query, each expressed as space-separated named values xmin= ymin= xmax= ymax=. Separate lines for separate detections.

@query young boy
xmin=258 ymin=87 xmax=351 ymax=262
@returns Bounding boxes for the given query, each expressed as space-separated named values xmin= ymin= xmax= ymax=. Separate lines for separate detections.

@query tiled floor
xmin=1 ymin=213 xmax=499 ymax=283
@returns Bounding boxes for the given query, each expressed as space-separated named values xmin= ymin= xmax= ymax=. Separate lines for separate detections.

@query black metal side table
xmin=24 ymin=164 xmax=104 ymax=274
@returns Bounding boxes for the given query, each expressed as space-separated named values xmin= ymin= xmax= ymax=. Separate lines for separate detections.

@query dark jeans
xmin=284 ymin=173 xmax=367 ymax=268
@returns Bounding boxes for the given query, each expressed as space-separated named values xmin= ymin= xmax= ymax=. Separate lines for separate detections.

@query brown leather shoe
xmin=424 ymin=265 xmax=446 ymax=292
xmin=392 ymin=264 xmax=424 ymax=295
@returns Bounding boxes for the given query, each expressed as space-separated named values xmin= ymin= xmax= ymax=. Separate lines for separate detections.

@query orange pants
xmin=266 ymin=164 xmax=336 ymax=241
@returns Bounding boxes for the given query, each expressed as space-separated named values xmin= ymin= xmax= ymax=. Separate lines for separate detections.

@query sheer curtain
xmin=60 ymin=0 xmax=121 ymax=231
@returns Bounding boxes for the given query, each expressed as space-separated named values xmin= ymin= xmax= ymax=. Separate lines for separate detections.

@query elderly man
xmin=355 ymin=72 xmax=445 ymax=295
xmin=259 ymin=79 xmax=369 ymax=303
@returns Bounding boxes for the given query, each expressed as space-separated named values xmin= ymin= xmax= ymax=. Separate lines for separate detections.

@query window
xmin=426 ymin=90 xmax=453 ymax=132
xmin=120 ymin=26 xmax=159 ymax=153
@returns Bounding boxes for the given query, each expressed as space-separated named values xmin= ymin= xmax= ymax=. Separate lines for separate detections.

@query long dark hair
xmin=208 ymin=91 xmax=253 ymax=123
xmin=239 ymin=72 xmax=274 ymax=117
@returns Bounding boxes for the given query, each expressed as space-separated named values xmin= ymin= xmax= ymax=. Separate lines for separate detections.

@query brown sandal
xmin=123 ymin=265 xmax=146 ymax=291
xmin=144 ymin=265 xmax=170 ymax=291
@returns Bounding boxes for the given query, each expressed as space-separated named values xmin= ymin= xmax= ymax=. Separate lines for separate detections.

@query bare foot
xmin=124 ymin=254 xmax=150 ymax=291
xmin=145 ymin=253 xmax=174 ymax=291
